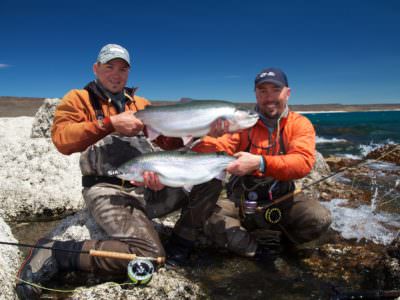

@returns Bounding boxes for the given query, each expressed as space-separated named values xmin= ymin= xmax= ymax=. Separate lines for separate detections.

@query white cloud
xmin=0 ymin=64 xmax=10 ymax=68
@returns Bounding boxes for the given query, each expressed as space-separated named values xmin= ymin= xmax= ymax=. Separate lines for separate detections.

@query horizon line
xmin=0 ymin=95 xmax=399 ymax=106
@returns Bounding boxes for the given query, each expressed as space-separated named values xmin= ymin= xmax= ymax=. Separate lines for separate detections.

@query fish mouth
xmin=241 ymin=115 xmax=259 ymax=127
xmin=238 ymin=109 xmax=259 ymax=120
xmin=247 ymin=110 xmax=259 ymax=118
xmin=232 ymin=109 xmax=259 ymax=130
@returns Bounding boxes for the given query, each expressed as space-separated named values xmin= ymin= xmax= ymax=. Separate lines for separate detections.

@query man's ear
xmin=93 ymin=63 xmax=98 ymax=76
xmin=286 ymin=87 xmax=291 ymax=100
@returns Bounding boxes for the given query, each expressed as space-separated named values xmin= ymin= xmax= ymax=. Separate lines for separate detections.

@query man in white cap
xmin=16 ymin=44 xmax=226 ymax=299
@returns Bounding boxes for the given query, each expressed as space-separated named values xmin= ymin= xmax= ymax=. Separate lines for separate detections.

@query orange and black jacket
xmin=51 ymin=81 xmax=182 ymax=155
xmin=192 ymin=111 xmax=316 ymax=181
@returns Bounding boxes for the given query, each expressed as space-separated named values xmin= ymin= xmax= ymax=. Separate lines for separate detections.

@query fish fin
xmin=182 ymin=136 xmax=194 ymax=145
xmin=146 ymin=126 xmax=161 ymax=141
xmin=183 ymin=184 xmax=193 ymax=192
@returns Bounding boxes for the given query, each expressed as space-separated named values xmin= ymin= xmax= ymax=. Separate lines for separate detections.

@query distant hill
xmin=150 ymin=100 xmax=400 ymax=112
xmin=287 ymin=103 xmax=400 ymax=112
xmin=0 ymin=96 xmax=45 ymax=117
xmin=1 ymin=96 xmax=399 ymax=117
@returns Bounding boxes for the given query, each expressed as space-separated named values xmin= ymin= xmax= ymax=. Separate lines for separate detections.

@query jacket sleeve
xmin=191 ymin=132 xmax=242 ymax=155
xmin=262 ymin=115 xmax=316 ymax=181
xmin=153 ymin=135 xmax=184 ymax=150
xmin=51 ymin=90 xmax=113 ymax=155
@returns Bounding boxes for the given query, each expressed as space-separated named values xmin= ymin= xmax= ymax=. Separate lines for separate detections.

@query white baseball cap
xmin=97 ymin=44 xmax=130 ymax=66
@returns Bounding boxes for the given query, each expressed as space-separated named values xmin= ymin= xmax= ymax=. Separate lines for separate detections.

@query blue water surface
xmin=303 ymin=110 xmax=400 ymax=157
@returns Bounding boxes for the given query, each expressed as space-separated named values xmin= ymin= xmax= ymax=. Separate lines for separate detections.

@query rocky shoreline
xmin=0 ymin=99 xmax=399 ymax=299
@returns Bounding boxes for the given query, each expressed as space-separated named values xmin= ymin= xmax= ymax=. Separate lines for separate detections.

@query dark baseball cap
xmin=255 ymin=67 xmax=289 ymax=88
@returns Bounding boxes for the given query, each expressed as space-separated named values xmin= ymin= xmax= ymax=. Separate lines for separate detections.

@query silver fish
xmin=135 ymin=100 xmax=259 ymax=144
xmin=109 ymin=151 xmax=236 ymax=191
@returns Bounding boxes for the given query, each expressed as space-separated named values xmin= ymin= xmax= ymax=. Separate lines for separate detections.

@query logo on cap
xmin=109 ymin=47 xmax=125 ymax=54
xmin=259 ymin=72 xmax=276 ymax=78
xmin=255 ymin=67 xmax=288 ymax=87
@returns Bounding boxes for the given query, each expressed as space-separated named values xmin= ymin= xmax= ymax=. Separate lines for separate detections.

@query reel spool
xmin=127 ymin=259 xmax=154 ymax=285
xmin=264 ymin=207 xmax=282 ymax=224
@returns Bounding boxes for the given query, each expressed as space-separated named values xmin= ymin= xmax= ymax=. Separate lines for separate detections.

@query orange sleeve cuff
xmin=100 ymin=116 xmax=114 ymax=132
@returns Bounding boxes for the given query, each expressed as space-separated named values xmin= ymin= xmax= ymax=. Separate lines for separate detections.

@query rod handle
xmin=256 ymin=188 xmax=303 ymax=212
xmin=89 ymin=249 xmax=136 ymax=260
xmin=275 ymin=188 xmax=302 ymax=204
xmin=89 ymin=250 xmax=165 ymax=264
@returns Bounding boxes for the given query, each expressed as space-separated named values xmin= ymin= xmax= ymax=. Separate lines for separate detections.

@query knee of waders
xmin=296 ymin=205 xmax=332 ymax=243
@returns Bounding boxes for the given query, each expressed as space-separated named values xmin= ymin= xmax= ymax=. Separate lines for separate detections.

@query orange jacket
xmin=192 ymin=111 xmax=316 ymax=181
xmin=51 ymin=83 xmax=182 ymax=155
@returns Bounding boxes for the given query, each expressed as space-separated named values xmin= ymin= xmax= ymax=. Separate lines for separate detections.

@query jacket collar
xmin=256 ymin=104 xmax=289 ymax=131
xmin=84 ymin=81 xmax=136 ymax=103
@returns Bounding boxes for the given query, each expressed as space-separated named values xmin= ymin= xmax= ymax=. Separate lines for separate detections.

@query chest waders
xmin=232 ymin=125 xmax=298 ymax=244
xmin=83 ymin=86 xmax=156 ymax=285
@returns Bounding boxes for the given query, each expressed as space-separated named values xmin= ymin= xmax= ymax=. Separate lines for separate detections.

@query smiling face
xmin=93 ymin=58 xmax=130 ymax=93
xmin=255 ymin=82 xmax=291 ymax=119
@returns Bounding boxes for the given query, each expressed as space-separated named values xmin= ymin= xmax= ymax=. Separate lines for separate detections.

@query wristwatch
xmin=98 ymin=117 xmax=112 ymax=130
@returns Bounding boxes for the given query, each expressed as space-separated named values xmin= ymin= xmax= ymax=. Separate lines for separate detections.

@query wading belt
xmin=82 ymin=175 xmax=135 ymax=189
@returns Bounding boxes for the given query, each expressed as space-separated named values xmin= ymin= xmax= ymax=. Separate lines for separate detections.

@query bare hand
xmin=226 ymin=152 xmax=261 ymax=176
xmin=110 ymin=111 xmax=144 ymax=136
xmin=208 ymin=118 xmax=230 ymax=137
xmin=131 ymin=171 xmax=165 ymax=191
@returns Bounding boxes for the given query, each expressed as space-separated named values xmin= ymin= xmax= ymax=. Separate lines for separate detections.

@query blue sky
xmin=1 ymin=0 xmax=399 ymax=104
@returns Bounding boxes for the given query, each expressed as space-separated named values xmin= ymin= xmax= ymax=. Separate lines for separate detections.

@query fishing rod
xmin=0 ymin=240 xmax=164 ymax=285
xmin=255 ymin=144 xmax=400 ymax=218
xmin=0 ymin=240 xmax=165 ymax=264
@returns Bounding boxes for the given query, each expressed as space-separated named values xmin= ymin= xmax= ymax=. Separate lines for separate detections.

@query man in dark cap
xmin=192 ymin=67 xmax=332 ymax=259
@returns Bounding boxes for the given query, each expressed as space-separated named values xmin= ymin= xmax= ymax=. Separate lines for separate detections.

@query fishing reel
xmin=264 ymin=207 xmax=282 ymax=224
xmin=127 ymin=258 xmax=154 ymax=285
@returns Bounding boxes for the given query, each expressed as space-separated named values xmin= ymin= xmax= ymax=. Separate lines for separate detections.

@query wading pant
xmin=78 ymin=179 xmax=222 ymax=274
xmin=203 ymin=192 xmax=332 ymax=257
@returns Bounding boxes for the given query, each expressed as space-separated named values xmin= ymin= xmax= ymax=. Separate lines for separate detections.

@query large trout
xmin=109 ymin=150 xmax=235 ymax=191
xmin=135 ymin=100 xmax=258 ymax=144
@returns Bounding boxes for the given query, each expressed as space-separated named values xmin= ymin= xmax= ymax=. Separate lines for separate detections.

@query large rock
xmin=302 ymin=242 xmax=400 ymax=292
xmin=30 ymin=98 xmax=60 ymax=138
xmin=41 ymin=209 xmax=204 ymax=300
xmin=0 ymin=217 xmax=21 ymax=300
xmin=295 ymin=151 xmax=331 ymax=199
xmin=366 ymin=144 xmax=400 ymax=165
xmin=324 ymin=155 xmax=362 ymax=172
xmin=0 ymin=115 xmax=83 ymax=221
